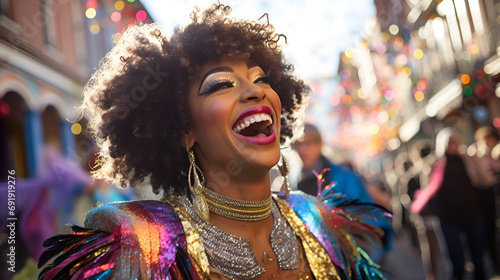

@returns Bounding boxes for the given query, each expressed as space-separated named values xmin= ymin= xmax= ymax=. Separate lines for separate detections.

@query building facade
xmin=0 ymin=0 xmax=151 ymax=180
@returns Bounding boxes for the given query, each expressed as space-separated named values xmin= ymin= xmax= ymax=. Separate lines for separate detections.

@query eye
xmin=199 ymin=78 xmax=235 ymax=96
xmin=253 ymin=74 xmax=270 ymax=84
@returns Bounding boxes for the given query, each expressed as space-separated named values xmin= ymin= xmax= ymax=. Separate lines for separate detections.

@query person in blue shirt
xmin=294 ymin=123 xmax=373 ymax=202
xmin=294 ymin=123 xmax=393 ymax=261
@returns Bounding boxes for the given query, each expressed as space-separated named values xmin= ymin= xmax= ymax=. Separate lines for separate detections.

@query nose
xmin=239 ymin=81 xmax=266 ymax=102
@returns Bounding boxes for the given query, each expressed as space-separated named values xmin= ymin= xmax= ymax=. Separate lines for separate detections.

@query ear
xmin=184 ymin=130 xmax=196 ymax=150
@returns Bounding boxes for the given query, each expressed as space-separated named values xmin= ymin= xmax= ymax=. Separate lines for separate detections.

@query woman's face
xmin=187 ymin=60 xmax=282 ymax=179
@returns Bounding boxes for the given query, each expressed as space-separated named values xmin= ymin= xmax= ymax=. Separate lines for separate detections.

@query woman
xmin=411 ymin=127 xmax=494 ymax=280
xmin=38 ymin=4 xmax=389 ymax=280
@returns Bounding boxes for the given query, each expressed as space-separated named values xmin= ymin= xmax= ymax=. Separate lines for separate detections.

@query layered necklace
xmin=202 ymin=187 xmax=273 ymax=222
xmin=180 ymin=193 xmax=300 ymax=280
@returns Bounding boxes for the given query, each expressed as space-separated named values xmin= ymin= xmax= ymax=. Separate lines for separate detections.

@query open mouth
xmin=233 ymin=113 xmax=273 ymax=137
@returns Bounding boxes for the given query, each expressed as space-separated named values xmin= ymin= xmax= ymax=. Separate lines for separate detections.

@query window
xmin=40 ymin=0 xmax=58 ymax=49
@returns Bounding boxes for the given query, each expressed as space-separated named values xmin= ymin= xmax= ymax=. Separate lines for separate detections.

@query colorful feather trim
xmin=38 ymin=200 xmax=192 ymax=279
xmin=287 ymin=186 xmax=391 ymax=279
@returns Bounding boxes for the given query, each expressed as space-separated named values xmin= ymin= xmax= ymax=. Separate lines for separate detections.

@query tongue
xmin=237 ymin=121 xmax=271 ymax=137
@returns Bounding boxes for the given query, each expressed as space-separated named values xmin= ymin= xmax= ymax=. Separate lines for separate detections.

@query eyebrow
xmin=198 ymin=66 xmax=234 ymax=93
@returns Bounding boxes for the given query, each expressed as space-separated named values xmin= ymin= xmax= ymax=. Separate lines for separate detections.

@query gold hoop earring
xmin=277 ymin=153 xmax=290 ymax=199
xmin=186 ymin=146 xmax=210 ymax=220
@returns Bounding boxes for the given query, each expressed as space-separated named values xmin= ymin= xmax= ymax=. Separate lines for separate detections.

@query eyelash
xmin=200 ymin=78 xmax=235 ymax=96
xmin=254 ymin=74 xmax=270 ymax=84
xmin=199 ymin=73 xmax=270 ymax=96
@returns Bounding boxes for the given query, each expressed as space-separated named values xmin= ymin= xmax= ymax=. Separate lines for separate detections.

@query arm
xmin=410 ymin=158 xmax=445 ymax=213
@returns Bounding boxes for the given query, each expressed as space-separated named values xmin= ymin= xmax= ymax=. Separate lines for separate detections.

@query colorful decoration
xmin=84 ymin=0 xmax=150 ymax=35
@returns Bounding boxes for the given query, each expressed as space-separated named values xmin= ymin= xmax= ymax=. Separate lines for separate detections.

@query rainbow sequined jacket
xmin=38 ymin=189 xmax=390 ymax=280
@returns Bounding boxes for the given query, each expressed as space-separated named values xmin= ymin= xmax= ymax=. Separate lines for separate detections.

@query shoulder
xmin=39 ymin=200 xmax=189 ymax=279
xmin=327 ymin=161 xmax=362 ymax=183
xmin=276 ymin=191 xmax=389 ymax=279
xmin=84 ymin=199 xmax=181 ymax=232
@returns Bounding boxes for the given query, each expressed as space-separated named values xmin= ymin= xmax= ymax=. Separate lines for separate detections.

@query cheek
xmin=270 ymin=90 xmax=282 ymax=113
xmin=268 ymin=90 xmax=282 ymax=122
xmin=193 ymin=99 xmax=232 ymax=129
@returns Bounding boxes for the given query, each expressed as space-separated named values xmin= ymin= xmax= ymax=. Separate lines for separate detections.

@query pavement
xmin=379 ymin=228 xmax=500 ymax=280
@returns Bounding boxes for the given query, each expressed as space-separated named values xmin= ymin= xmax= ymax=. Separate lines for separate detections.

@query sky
xmin=140 ymin=0 xmax=376 ymax=81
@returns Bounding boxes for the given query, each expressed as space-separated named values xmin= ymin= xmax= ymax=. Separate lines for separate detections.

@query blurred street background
xmin=1 ymin=0 xmax=500 ymax=279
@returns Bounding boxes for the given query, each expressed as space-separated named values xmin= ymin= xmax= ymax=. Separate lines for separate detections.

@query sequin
xmin=274 ymin=197 xmax=340 ymax=279
xmin=173 ymin=196 xmax=299 ymax=280
xmin=40 ymin=190 xmax=389 ymax=280
xmin=84 ymin=200 xmax=186 ymax=279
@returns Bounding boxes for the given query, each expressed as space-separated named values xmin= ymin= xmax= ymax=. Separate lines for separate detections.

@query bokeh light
xmin=394 ymin=37 xmax=404 ymax=49
xmin=417 ymin=78 xmax=428 ymax=90
xmin=414 ymin=91 xmax=424 ymax=101
xmin=86 ymin=0 xmax=97 ymax=9
xmin=384 ymin=89 xmax=395 ymax=101
xmin=85 ymin=8 xmax=96 ymax=19
xmin=403 ymin=67 xmax=412 ymax=76
xmin=413 ymin=49 xmax=424 ymax=59
xmin=71 ymin=123 xmax=82 ymax=135
xmin=340 ymin=69 xmax=351 ymax=79
xmin=342 ymin=95 xmax=352 ymax=105
xmin=369 ymin=123 xmax=380 ymax=134
xmin=396 ymin=54 xmax=408 ymax=65
xmin=467 ymin=43 xmax=479 ymax=55
xmin=376 ymin=43 xmax=387 ymax=54
xmin=377 ymin=111 xmax=389 ymax=123
xmin=136 ymin=10 xmax=147 ymax=21
xmin=460 ymin=74 xmax=470 ymax=84
xmin=493 ymin=117 xmax=500 ymax=128
xmin=474 ymin=84 xmax=486 ymax=96
xmin=115 ymin=0 xmax=125 ymax=10
xmin=111 ymin=11 xmax=121 ymax=22
xmin=90 ymin=23 xmax=100 ymax=34
xmin=389 ymin=24 xmax=399 ymax=35
xmin=473 ymin=106 xmax=489 ymax=122
xmin=330 ymin=95 xmax=340 ymax=106
xmin=350 ymin=105 xmax=360 ymax=115
xmin=0 ymin=101 xmax=10 ymax=117
xmin=344 ymin=48 xmax=354 ymax=58
xmin=464 ymin=86 xmax=473 ymax=96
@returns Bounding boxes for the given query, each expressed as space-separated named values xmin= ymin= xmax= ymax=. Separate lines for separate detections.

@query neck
xmin=230 ymin=179 xmax=271 ymax=198
xmin=203 ymin=165 xmax=272 ymax=202
xmin=202 ymin=167 xmax=273 ymax=235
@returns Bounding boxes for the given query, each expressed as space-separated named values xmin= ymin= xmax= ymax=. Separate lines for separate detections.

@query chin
xmin=237 ymin=143 xmax=280 ymax=169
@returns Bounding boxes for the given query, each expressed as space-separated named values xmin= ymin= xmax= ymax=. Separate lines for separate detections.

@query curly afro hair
xmin=82 ymin=4 xmax=310 ymax=197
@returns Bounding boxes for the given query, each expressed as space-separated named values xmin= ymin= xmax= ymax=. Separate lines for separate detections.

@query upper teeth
xmin=233 ymin=113 xmax=272 ymax=133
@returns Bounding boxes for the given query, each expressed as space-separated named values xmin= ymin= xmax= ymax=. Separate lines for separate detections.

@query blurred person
xmin=37 ymin=4 xmax=391 ymax=280
xmin=400 ymin=140 xmax=450 ymax=280
xmin=411 ymin=127 xmax=495 ymax=280
xmin=391 ymin=152 xmax=414 ymax=235
xmin=393 ymin=152 xmax=419 ymax=248
xmin=293 ymin=123 xmax=393 ymax=262
xmin=294 ymin=123 xmax=374 ymax=201
xmin=473 ymin=126 xmax=500 ymax=274
xmin=0 ymin=146 xmax=92 ymax=279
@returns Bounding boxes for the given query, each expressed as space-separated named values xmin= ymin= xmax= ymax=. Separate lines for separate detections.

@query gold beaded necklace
xmin=203 ymin=188 xmax=273 ymax=222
